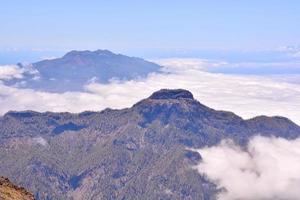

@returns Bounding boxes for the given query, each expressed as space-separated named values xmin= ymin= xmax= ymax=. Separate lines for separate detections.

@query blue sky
xmin=0 ymin=0 xmax=300 ymax=76
xmin=1 ymin=0 xmax=300 ymax=52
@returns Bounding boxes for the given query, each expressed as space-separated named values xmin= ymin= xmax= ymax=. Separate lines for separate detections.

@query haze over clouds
xmin=195 ymin=136 xmax=300 ymax=200
xmin=156 ymin=58 xmax=227 ymax=71
xmin=0 ymin=60 xmax=299 ymax=125
xmin=156 ymin=57 xmax=300 ymax=74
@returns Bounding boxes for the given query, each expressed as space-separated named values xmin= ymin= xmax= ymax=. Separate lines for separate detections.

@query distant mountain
xmin=13 ymin=50 xmax=161 ymax=92
xmin=0 ymin=89 xmax=299 ymax=199
xmin=0 ymin=176 xmax=34 ymax=200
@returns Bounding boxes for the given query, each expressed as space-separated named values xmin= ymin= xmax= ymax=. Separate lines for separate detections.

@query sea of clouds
xmin=0 ymin=59 xmax=299 ymax=125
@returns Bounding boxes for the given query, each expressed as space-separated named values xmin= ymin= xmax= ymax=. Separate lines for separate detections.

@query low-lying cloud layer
xmin=196 ymin=136 xmax=300 ymax=200
xmin=0 ymin=60 xmax=299 ymax=125
xmin=0 ymin=65 xmax=24 ymax=80
xmin=0 ymin=64 xmax=39 ymax=82
xmin=156 ymin=58 xmax=300 ymax=74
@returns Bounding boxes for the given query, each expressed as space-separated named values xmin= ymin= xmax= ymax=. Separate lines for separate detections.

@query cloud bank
xmin=0 ymin=65 xmax=24 ymax=80
xmin=156 ymin=58 xmax=300 ymax=74
xmin=0 ymin=61 xmax=299 ymax=125
xmin=196 ymin=136 xmax=300 ymax=200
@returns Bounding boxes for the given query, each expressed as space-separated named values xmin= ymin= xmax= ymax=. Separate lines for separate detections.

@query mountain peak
xmin=94 ymin=49 xmax=114 ymax=55
xmin=62 ymin=49 xmax=114 ymax=58
xmin=148 ymin=89 xmax=194 ymax=100
xmin=29 ymin=49 xmax=161 ymax=92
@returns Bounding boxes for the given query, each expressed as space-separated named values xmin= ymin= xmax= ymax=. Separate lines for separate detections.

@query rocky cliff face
xmin=0 ymin=89 xmax=299 ymax=199
xmin=0 ymin=177 xmax=34 ymax=200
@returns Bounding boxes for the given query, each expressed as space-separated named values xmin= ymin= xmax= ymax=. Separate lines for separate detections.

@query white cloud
xmin=33 ymin=137 xmax=48 ymax=146
xmin=0 ymin=61 xmax=299 ymax=125
xmin=156 ymin=58 xmax=300 ymax=72
xmin=277 ymin=45 xmax=300 ymax=52
xmin=40 ymin=56 xmax=59 ymax=60
xmin=277 ymin=46 xmax=300 ymax=59
xmin=0 ymin=84 xmax=104 ymax=113
xmin=0 ymin=65 xmax=24 ymax=80
xmin=155 ymin=58 xmax=227 ymax=71
xmin=195 ymin=136 xmax=300 ymax=200
xmin=87 ymin=76 xmax=99 ymax=84
xmin=291 ymin=51 xmax=300 ymax=58
xmin=0 ymin=64 xmax=39 ymax=82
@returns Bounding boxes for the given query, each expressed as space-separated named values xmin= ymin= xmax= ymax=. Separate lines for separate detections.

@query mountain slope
xmin=0 ymin=89 xmax=299 ymax=199
xmin=12 ymin=50 xmax=161 ymax=92
xmin=0 ymin=176 xmax=34 ymax=200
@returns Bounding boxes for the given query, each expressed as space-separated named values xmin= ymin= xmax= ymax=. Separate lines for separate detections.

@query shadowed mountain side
xmin=0 ymin=89 xmax=299 ymax=199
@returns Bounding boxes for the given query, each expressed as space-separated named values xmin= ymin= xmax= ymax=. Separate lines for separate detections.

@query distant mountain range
xmin=0 ymin=89 xmax=299 ymax=199
xmin=8 ymin=50 xmax=161 ymax=92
